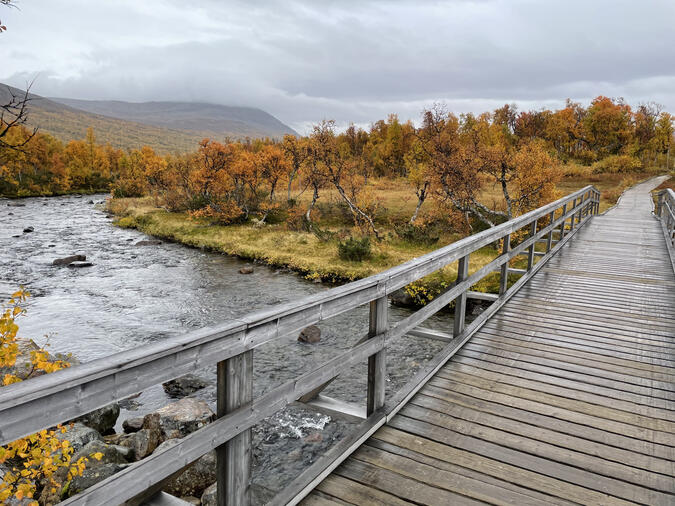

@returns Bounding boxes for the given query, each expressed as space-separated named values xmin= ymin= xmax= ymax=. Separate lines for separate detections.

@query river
xmin=0 ymin=194 xmax=456 ymax=499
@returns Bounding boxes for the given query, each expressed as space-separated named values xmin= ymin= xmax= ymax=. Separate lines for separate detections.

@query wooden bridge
xmin=1 ymin=177 xmax=673 ymax=505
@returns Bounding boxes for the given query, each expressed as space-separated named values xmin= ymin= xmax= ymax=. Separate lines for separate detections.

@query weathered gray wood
xmin=453 ymin=255 xmax=469 ymax=337
xmin=367 ymin=295 xmax=387 ymax=416
xmin=499 ymin=234 xmax=510 ymax=295
xmin=527 ymin=221 xmax=537 ymax=270
xmin=303 ymin=394 xmax=366 ymax=422
xmin=217 ymin=350 xmax=253 ymax=506
xmin=406 ymin=327 xmax=454 ymax=342
xmin=466 ymin=291 xmax=498 ymax=302
xmin=546 ymin=210 xmax=555 ymax=252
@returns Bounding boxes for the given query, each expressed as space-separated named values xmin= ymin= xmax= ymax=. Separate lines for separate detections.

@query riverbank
xmin=108 ymin=198 xmax=506 ymax=305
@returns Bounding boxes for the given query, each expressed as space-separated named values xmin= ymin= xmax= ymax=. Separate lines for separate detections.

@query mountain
xmin=0 ymin=84 xmax=297 ymax=153
xmin=51 ymin=98 xmax=298 ymax=140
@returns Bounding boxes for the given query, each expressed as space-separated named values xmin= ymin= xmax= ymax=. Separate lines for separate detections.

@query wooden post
xmin=499 ymin=235 xmax=510 ymax=296
xmin=367 ymin=295 xmax=387 ymax=416
xmin=546 ymin=211 xmax=554 ymax=252
xmin=527 ymin=221 xmax=537 ymax=270
xmin=217 ymin=350 xmax=253 ymax=506
xmin=453 ymin=255 xmax=469 ymax=337
xmin=560 ymin=203 xmax=567 ymax=239
xmin=569 ymin=198 xmax=577 ymax=232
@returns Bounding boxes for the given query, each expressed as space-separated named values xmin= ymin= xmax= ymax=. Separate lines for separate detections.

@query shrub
xmin=337 ymin=237 xmax=372 ymax=262
xmin=394 ymin=223 xmax=440 ymax=246
xmin=591 ymin=155 xmax=642 ymax=174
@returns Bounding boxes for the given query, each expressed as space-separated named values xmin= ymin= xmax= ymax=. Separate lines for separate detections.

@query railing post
xmin=657 ymin=192 xmax=664 ymax=218
xmin=367 ymin=295 xmax=387 ymax=416
xmin=453 ymin=255 xmax=469 ymax=337
xmin=217 ymin=350 xmax=253 ymax=506
xmin=546 ymin=211 xmax=554 ymax=252
xmin=560 ymin=203 xmax=567 ymax=239
xmin=569 ymin=198 xmax=577 ymax=232
xmin=527 ymin=221 xmax=537 ymax=270
xmin=499 ymin=235 xmax=510 ymax=296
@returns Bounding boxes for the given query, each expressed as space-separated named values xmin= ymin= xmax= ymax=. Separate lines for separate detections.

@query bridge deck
xmin=302 ymin=178 xmax=675 ymax=506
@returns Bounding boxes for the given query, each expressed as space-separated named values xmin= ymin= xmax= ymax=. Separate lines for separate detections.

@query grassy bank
xmin=108 ymin=171 xmax=664 ymax=305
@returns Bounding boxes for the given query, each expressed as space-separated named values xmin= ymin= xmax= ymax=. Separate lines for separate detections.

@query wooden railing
xmin=656 ymin=188 xmax=675 ymax=269
xmin=0 ymin=186 xmax=601 ymax=506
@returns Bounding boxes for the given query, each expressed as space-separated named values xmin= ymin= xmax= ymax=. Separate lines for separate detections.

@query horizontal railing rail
xmin=656 ymin=188 xmax=675 ymax=270
xmin=0 ymin=185 xmax=601 ymax=506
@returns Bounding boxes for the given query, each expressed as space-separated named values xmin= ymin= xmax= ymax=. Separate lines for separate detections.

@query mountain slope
xmin=0 ymin=84 xmax=297 ymax=153
xmin=52 ymin=98 xmax=298 ymax=139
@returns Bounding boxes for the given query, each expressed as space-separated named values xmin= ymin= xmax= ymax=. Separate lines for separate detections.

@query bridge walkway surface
xmin=301 ymin=178 xmax=675 ymax=505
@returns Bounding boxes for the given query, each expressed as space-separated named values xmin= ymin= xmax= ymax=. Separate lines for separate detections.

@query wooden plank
xmin=313 ymin=474 xmax=414 ymax=506
xmin=334 ymin=458 xmax=483 ymax=506
xmin=371 ymin=426 xmax=629 ymax=506
xmin=389 ymin=414 xmax=673 ymax=505
xmin=453 ymin=254 xmax=469 ymax=336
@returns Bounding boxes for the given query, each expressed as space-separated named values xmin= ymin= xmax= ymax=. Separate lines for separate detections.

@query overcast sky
xmin=2 ymin=0 xmax=674 ymax=133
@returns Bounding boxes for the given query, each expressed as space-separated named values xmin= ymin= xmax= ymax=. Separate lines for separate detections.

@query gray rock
xmin=163 ymin=450 xmax=216 ymax=498
xmin=88 ymin=200 xmax=95 ymax=204
xmin=0 ymin=338 xmax=74 ymax=381
xmin=122 ymin=416 xmax=144 ymax=433
xmin=73 ymin=439 xmax=133 ymax=465
xmin=181 ymin=497 xmax=201 ymax=506
xmin=136 ymin=240 xmax=162 ymax=246
xmin=56 ymin=423 xmax=103 ymax=452
xmin=66 ymin=462 xmax=128 ymax=497
xmin=162 ymin=374 xmax=209 ymax=398
xmin=201 ymin=482 xmax=217 ymax=506
xmin=7 ymin=202 xmax=25 ymax=207
xmin=119 ymin=413 xmax=162 ymax=460
xmin=68 ymin=261 xmax=94 ymax=268
xmin=156 ymin=398 xmax=215 ymax=439
xmin=239 ymin=266 xmax=254 ymax=274
xmin=390 ymin=288 xmax=415 ymax=308
xmin=298 ymin=325 xmax=321 ymax=344
xmin=74 ymin=403 xmax=120 ymax=434
xmin=23 ymin=226 xmax=34 ymax=233
xmin=53 ymin=254 xmax=86 ymax=266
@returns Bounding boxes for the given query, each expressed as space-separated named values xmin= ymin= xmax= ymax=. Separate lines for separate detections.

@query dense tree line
xmin=1 ymin=96 xmax=672 ymax=234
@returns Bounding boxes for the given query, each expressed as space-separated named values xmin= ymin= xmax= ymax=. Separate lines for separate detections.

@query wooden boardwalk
xmin=303 ymin=178 xmax=675 ymax=506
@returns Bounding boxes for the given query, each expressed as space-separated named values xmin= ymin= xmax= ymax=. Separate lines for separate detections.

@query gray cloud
xmin=2 ymin=0 xmax=674 ymax=133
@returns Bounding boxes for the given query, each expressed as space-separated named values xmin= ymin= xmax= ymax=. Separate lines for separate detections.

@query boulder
xmin=239 ymin=266 xmax=254 ymax=274
xmin=162 ymin=374 xmax=209 ymax=398
xmin=66 ymin=461 xmax=128 ymax=497
xmin=74 ymin=439 xmax=133 ymax=465
xmin=163 ymin=450 xmax=216 ymax=498
xmin=74 ymin=403 xmax=120 ymax=434
xmin=0 ymin=338 xmax=40 ymax=381
xmin=135 ymin=240 xmax=162 ymax=246
xmin=298 ymin=325 xmax=321 ymax=344
xmin=122 ymin=416 xmax=144 ymax=433
xmin=119 ymin=413 xmax=162 ymax=460
xmin=156 ymin=398 xmax=215 ymax=439
xmin=23 ymin=226 xmax=34 ymax=233
xmin=7 ymin=202 xmax=25 ymax=207
xmin=68 ymin=262 xmax=94 ymax=268
xmin=88 ymin=200 xmax=95 ymax=204
xmin=56 ymin=423 xmax=103 ymax=452
xmin=53 ymin=254 xmax=86 ymax=266
xmin=390 ymin=288 xmax=415 ymax=308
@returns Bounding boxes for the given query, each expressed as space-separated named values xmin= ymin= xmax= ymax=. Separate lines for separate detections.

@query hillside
xmin=0 ymin=84 xmax=297 ymax=153
xmin=52 ymin=98 xmax=298 ymax=139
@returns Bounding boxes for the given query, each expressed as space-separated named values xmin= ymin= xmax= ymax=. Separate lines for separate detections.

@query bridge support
xmin=453 ymin=255 xmax=469 ymax=336
xmin=217 ymin=350 xmax=253 ymax=506
xmin=367 ymin=295 xmax=387 ymax=415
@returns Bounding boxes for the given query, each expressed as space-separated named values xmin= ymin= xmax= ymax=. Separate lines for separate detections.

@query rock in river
xmin=162 ymin=374 xmax=209 ymax=398
xmin=23 ymin=226 xmax=34 ymax=233
xmin=298 ymin=325 xmax=321 ymax=344
xmin=136 ymin=239 xmax=162 ymax=246
xmin=155 ymin=398 xmax=215 ymax=439
xmin=73 ymin=403 xmax=120 ymax=434
xmin=53 ymin=254 xmax=86 ymax=266
xmin=239 ymin=266 xmax=254 ymax=274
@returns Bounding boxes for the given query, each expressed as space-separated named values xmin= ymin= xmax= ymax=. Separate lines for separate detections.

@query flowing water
xmin=0 ymin=194 xmax=459 ymax=498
